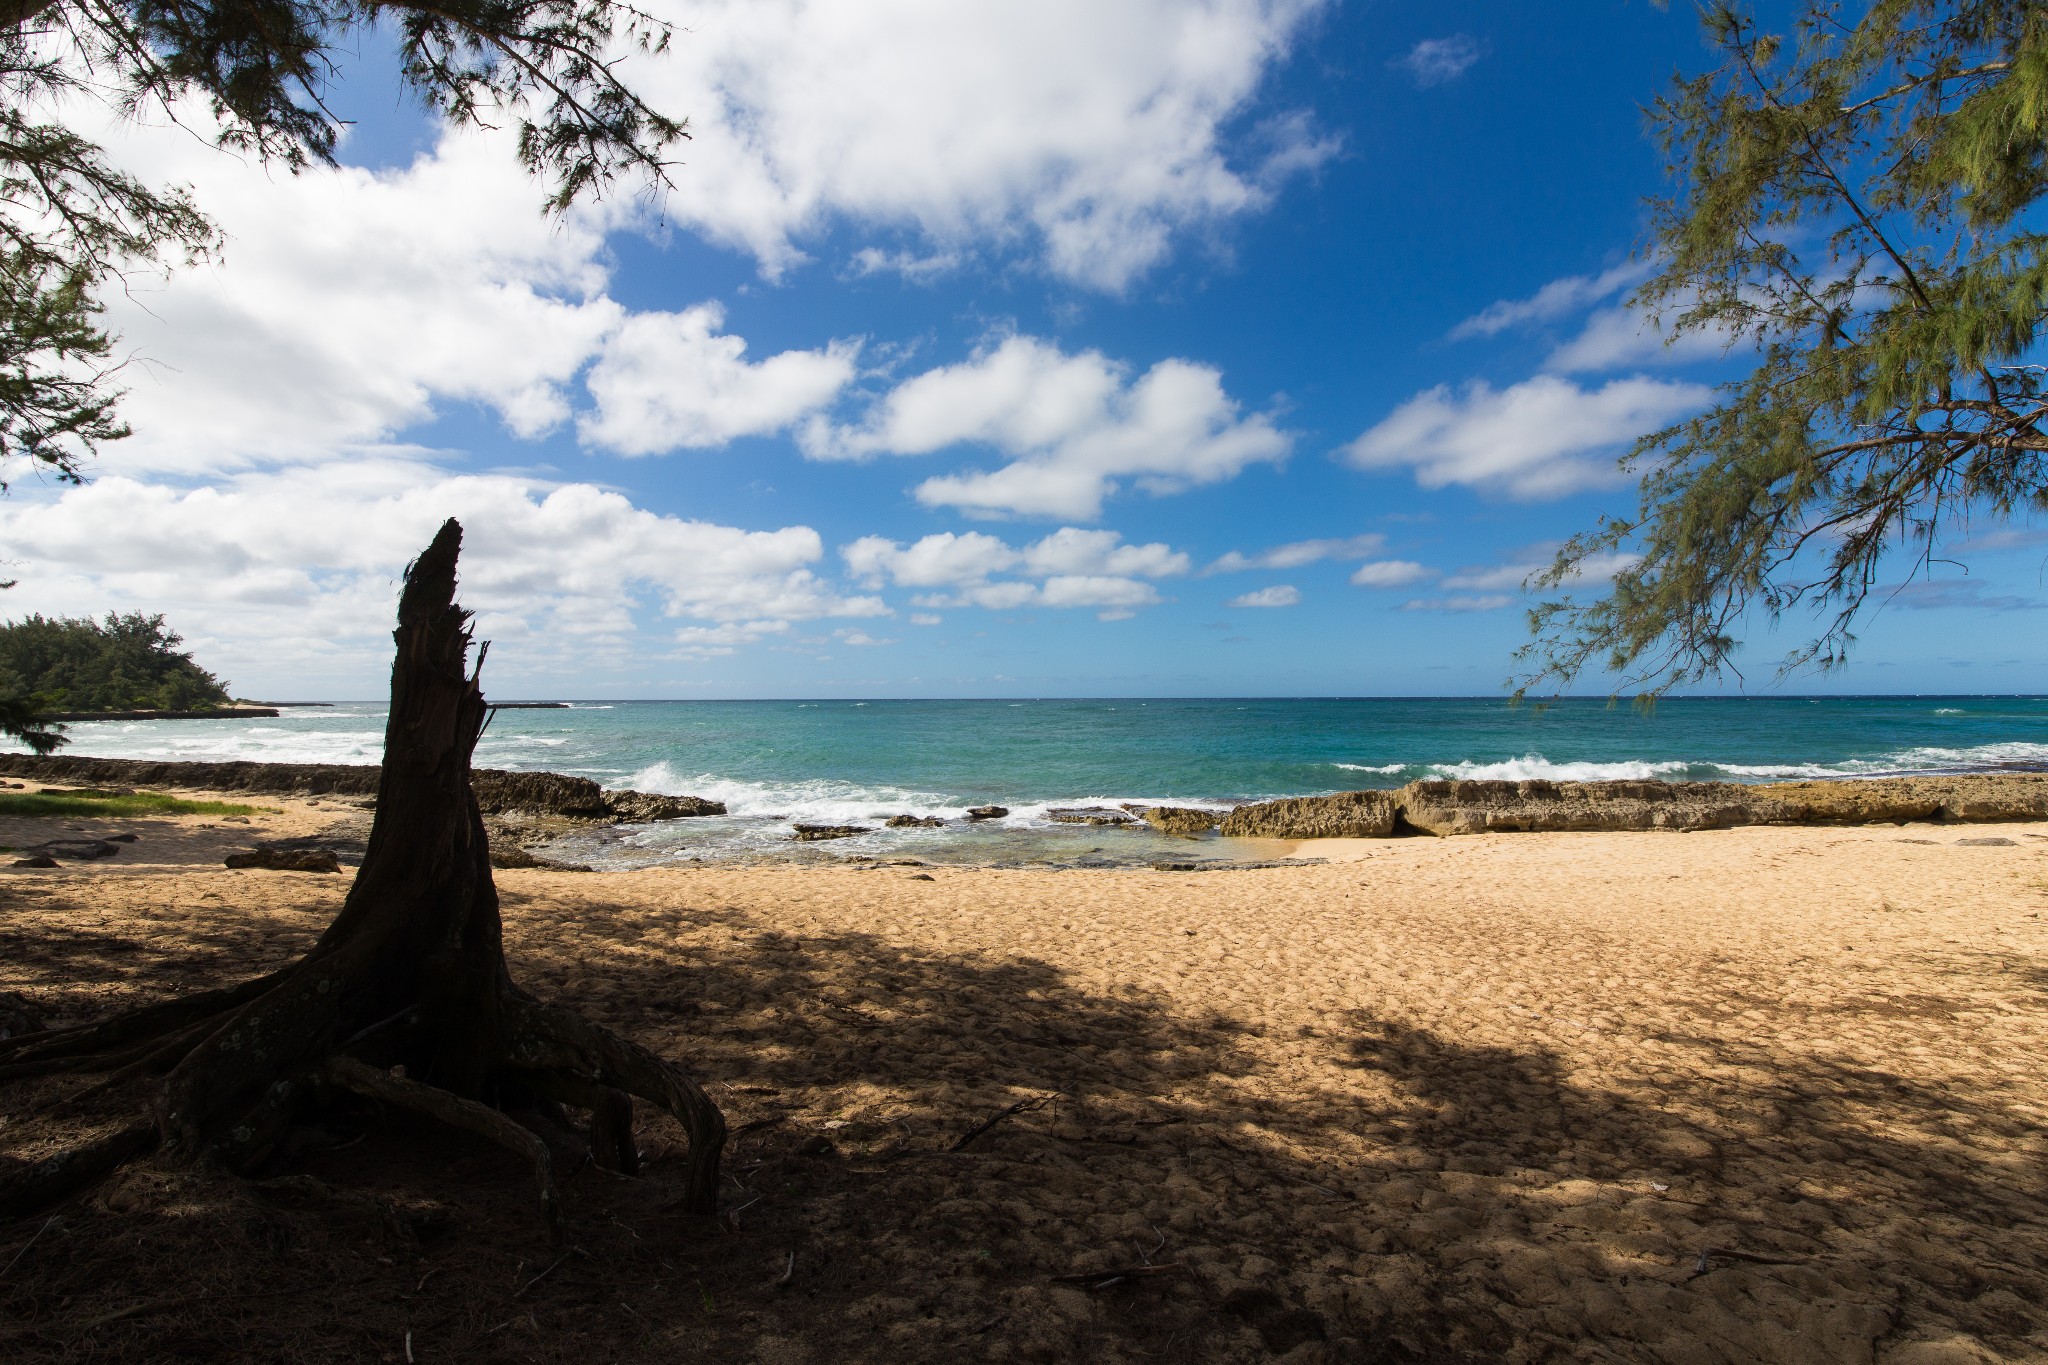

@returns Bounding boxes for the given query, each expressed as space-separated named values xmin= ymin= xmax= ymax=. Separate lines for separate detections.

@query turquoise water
xmin=24 ymin=695 xmax=2048 ymax=867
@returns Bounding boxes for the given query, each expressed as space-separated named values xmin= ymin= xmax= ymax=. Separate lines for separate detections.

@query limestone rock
xmin=1142 ymin=806 xmax=1222 ymax=837
xmin=11 ymin=855 xmax=57 ymax=868
xmin=489 ymin=845 xmax=596 ymax=871
xmin=1748 ymin=775 xmax=2048 ymax=824
xmin=601 ymin=791 xmax=726 ymax=821
xmin=0 ymin=754 xmax=725 ymax=822
xmin=1048 ymin=806 xmax=1138 ymax=825
xmin=224 ymin=846 xmax=343 ymax=873
xmin=31 ymin=838 xmax=121 ymax=860
xmin=1217 ymin=773 xmax=2048 ymax=840
xmin=791 ymin=824 xmax=872 ymax=841
xmin=965 ymin=805 xmax=1009 ymax=820
xmin=1220 ymin=790 xmax=1399 ymax=838
xmin=1396 ymin=779 xmax=1753 ymax=836
xmin=885 ymin=814 xmax=946 ymax=828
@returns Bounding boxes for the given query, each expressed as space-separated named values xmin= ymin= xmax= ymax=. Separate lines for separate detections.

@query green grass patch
xmin=0 ymin=791 xmax=269 ymax=819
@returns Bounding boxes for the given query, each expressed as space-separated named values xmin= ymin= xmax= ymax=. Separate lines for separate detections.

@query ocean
xmin=20 ymin=695 xmax=2048 ymax=869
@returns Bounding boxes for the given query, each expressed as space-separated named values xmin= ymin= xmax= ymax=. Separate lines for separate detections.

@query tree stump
xmin=0 ymin=520 xmax=726 ymax=1231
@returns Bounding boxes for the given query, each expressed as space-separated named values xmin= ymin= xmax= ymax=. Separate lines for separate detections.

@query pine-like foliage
xmin=0 ymin=0 xmax=685 ymax=482
xmin=0 ymin=610 xmax=230 ymax=712
xmin=1521 ymin=2 xmax=2048 ymax=694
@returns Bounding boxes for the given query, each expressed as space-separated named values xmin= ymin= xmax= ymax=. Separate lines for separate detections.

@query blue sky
xmin=1 ymin=0 xmax=2042 ymax=698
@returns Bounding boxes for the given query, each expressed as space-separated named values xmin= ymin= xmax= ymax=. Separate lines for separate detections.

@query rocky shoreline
xmin=1218 ymin=772 xmax=2048 ymax=838
xmin=0 ymin=754 xmax=725 ymax=823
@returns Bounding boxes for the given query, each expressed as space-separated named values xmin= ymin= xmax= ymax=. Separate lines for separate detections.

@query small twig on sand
xmin=514 ymin=1248 xmax=578 ymax=1298
xmin=0 ymin=1216 xmax=56 ymax=1283
xmin=950 ymin=1092 xmax=1062 ymax=1152
xmin=771 ymin=1250 xmax=796 ymax=1289
xmin=1051 ymin=1263 xmax=1186 ymax=1291
xmin=1687 ymin=1246 xmax=1806 ymax=1279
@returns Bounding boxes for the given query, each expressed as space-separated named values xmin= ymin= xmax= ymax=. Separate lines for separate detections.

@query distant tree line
xmin=0 ymin=612 xmax=231 ymax=715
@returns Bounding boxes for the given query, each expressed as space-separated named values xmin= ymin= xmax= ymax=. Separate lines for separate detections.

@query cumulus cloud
xmin=1449 ymin=261 xmax=1648 ymax=341
xmin=630 ymin=0 xmax=1336 ymax=291
xmin=806 ymin=335 xmax=1289 ymax=519
xmin=89 ymin=117 xmax=863 ymax=474
xmin=1348 ymin=560 xmax=1432 ymax=588
xmin=1205 ymin=533 xmax=1384 ymax=574
xmin=1343 ymin=374 xmax=1711 ymax=499
xmin=577 ymin=304 xmax=858 ymax=455
xmin=98 ymin=126 xmax=622 ymax=472
xmin=1228 ymin=584 xmax=1300 ymax=608
xmin=0 ymin=462 xmax=888 ymax=686
xmin=1394 ymin=35 xmax=1482 ymax=87
xmin=843 ymin=526 xmax=1186 ymax=619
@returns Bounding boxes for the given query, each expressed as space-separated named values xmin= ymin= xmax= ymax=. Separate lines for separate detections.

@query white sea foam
xmin=1934 ymin=708 xmax=1964 ymax=715
xmin=1331 ymin=762 xmax=1406 ymax=773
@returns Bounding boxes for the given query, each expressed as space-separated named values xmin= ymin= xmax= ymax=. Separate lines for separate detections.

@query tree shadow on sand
xmin=1 ymin=887 xmax=2044 ymax=1364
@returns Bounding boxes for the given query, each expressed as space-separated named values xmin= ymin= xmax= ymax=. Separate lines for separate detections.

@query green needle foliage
xmin=1520 ymin=1 xmax=2048 ymax=696
xmin=0 ymin=0 xmax=686 ymax=486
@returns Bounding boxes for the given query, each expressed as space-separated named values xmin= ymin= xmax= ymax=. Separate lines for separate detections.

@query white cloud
xmin=1394 ymin=35 xmax=1481 ymax=87
xmin=88 ymin=116 xmax=868 ymax=475
xmin=1348 ymin=559 xmax=1432 ymax=588
xmin=1401 ymin=594 xmax=1513 ymax=612
xmin=1205 ymin=533 xmax=1384 ymax=574
xmin=807 ymin=335 xmax=1289 ymax=519
xmin=578 ymin=304 xmax=858 ymax=455
xmin=1441 ymin=549 xmax=1639 ymax=594
xmin=1449 ymin=261 xmax=1648 ymax=341
xmin=673 ymin=620 xmax=794 ymax=657
xmin=0 ymin=462 xmax=887 ymax=686
xmin=1442 ymin=563 xmax=1530 ymax=591
xmin=834 ymin=628 xmax=897 ymax=646
xmin=1343 ymin=374 xmax=1711 ymax=499
xmin=97 ymin=125 xmax=624 ymax=473
xmin=910 ymin=612 xmax=943 ymax=626
xmin=1544 ymin=305 xmax=1736 ymax=373
xmin=843 ymin=526 xmax=1186 ymax=618
xmin=1228 ymin=584 xmax=1300 ymax=608
xmin=631 ymin=0 xmax=1336 ymax=291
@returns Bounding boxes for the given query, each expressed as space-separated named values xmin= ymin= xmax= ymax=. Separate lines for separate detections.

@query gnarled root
xmin=504 ymin=997 xmax=725 ymax=1213
xmin=0 ymin=1121 xmax=158 ymax=1220
xmin=321 ymin=1056 xmax=562 ymax=1241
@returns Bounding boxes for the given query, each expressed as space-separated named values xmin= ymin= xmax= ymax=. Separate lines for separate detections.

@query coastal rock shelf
xmin=0 ymin=755 xmax=725 ymax=822
xmin=1220 ymin=773 xmax=2048 ymax=838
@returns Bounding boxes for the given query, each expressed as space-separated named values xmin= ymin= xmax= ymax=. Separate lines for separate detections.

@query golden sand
xmin=2 ymin=794 xmax=2045 ymax=1362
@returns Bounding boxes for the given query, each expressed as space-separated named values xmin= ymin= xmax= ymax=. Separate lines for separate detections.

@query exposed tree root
xmin=0 ymin=520 xmax=727 ymax=1228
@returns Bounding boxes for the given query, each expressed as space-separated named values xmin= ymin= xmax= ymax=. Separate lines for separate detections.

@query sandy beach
xmin=2 ymin=790 xmax=2046 ymax=1363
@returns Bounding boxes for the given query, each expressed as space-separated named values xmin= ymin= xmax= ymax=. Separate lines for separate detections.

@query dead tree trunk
xmin=0 ymin=520 xmax=726 ymax=1229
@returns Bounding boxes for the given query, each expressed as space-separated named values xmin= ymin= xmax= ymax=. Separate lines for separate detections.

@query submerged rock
xmin=791 ymin=824 xmax=873 ymax=841
xmin=1141 ymin=806 xmax=1223 ymax=837
xmin=885 ymin=814 xmax=946 ymax=828
xmin=965 ymin=805 xmax=1009 ymax=820
xmin=1047 ymin=806 xmax=1139 ymax=826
